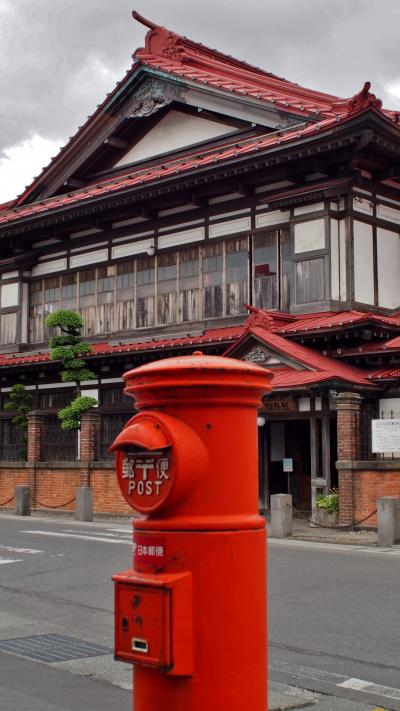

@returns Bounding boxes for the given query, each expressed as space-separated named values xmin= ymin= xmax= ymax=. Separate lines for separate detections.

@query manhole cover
xmin=0 ymin=634 xmax=112 ymax=663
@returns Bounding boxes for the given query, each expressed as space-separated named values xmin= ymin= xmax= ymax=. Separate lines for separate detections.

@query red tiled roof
xmin=133 ymin=13 xmax=394 ymax=124
xmin=223 ymin=317 xmax=375 ymax=387
xmin=268 ymin=367 xmax=341 ymax=389
xmin=328 ymin=335 xmax=400 ymax=357
xmin=7 ymin=14 xmax=399 ymax=220
xmin=0 ymin=307 xmax=387 ymax=388
xmin=0 ymin=117 xmax=340 ymax=228
xmin=256 ymin=329 xmax=374 ymax=386
xmin=0 ymin=324 xmax=243 ymax=367
xmin=383 ymin=335 xmax=400 ymax=349
xmin=277 ymin=310 xmax=400 ymax=335
xmin=369 ymin=366 xmax=400 ymax=381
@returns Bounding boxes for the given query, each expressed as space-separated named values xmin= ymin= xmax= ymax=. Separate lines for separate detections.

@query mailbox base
xmin=131 ymin=525 xmax=267 ymax=711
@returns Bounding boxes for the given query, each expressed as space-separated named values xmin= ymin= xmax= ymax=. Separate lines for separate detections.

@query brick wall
xmin=336 ymin=462 xmax=400 ymax=528
xmin=0 ymin=463 xmax=131 ymax=516
xmin=0 ymin=468 xmax=30 ymax=508
xmin=91 ymin=468 xmax=132 ymax=515
xmin=354 ymin=469 xmax=400 ymax=527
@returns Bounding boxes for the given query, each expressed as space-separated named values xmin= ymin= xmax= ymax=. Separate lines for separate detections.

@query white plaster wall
xmin=115 ymin=110 xmax=236 ymax=166
xmin=353 ymin=220 xmax=374 ymax=304
xmin=1 ymin=282 xmax=19 ymax=308
xmin=377 ymin=227 xmax=400 ymax=309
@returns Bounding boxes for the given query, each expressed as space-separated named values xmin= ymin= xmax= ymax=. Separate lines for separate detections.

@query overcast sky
xmin=0 ymin=0 xmax=399 ymax=203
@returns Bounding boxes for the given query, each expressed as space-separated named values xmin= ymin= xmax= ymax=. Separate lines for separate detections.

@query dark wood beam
xmin=63 ymin=178 xmax=85 ymax=189
xmin=103 ymin=137 xmax=129 ymax=149
xmin=235 ymin=181 xmax=254 ymax=197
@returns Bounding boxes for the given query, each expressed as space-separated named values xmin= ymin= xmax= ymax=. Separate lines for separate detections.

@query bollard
xmin=270 ymin=494 xmax=293 ymax=538
xmin=110 ymin=352 xmax=272 ymax=711
xmin=75 ymin=487 xmax=93 ymax=522
xmin=14 ymin=485 xmax=31 ymax=516
xmin=377 ymin=497 xmax=400 ymax=547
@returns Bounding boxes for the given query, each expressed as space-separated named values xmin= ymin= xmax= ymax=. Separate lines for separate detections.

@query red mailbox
xmin=111 ymin=352 xmax=272 ymax=711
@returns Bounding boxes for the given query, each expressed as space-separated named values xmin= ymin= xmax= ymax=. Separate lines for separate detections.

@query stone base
xmin=311 ymin=508 xmax=339 ymax=528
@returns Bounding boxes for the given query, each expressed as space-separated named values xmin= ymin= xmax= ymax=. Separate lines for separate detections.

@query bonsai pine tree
xmin=44 ymin=310 xmax=98 ymax=430
xmin=4 ymin=383 xmax=32 ymax=457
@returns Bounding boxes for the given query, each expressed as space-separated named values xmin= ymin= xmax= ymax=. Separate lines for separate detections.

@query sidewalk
xmin=290 ymin=517 xmax=378 ymax=546
xmin=269 ymin=680 xmax=388 ymax=710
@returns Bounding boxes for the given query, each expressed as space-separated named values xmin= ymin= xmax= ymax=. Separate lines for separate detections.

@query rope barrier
xmin=32 ymin=497 xmax=76 ymax=509
xmin=0 ymin=495 xmax=14 ymax=506
xmin=292 ymin=505 xmax=378 ymax=530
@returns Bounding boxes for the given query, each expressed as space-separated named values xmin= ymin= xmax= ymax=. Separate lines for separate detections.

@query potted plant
xmin=312 ymin=489 xmax=339 ymax=528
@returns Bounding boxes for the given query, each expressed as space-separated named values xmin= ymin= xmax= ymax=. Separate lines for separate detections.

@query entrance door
xmin=265 ymin=419 xmax=311 ymax=510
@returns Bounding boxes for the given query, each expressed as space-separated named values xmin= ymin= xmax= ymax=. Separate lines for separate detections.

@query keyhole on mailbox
xmin=122 ymin=616 xmax=129 ymax=632
xmin=132 ymin=594 xmax=141 ymax=608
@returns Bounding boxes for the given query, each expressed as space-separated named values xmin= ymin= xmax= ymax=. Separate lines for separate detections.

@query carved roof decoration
xmin=332 ymin=81 xmax=383 ymax=116
xmin=243 ymin=305 xmax=275 ymax=332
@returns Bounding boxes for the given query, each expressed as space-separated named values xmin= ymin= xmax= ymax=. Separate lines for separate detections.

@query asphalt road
xmin=0 ymin=513 xmax=399 ymax=710
xmin=269 ymin=538 xmax=400 ymax=709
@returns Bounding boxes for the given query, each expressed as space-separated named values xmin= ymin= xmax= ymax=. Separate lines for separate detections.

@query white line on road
xmin=61 ymin=529 xmax=132 ymax=539
xmin=338 ymin=677 xmax=400 ymax=701
xmin=21 ymin=530 xmax=132 ymax=545
xmin=270 ymin=661 xmax=400 ymax=703
xmin=0 ymin=557 xmax=23 ymax=564
xmin=269 ymin=538 xmax=400 ymax=556
xmin=0 ymin=544 xmax=43 ymax=555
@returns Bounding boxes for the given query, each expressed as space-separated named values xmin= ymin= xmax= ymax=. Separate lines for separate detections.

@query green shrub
xmin=315 ymin=489 xmax=339 ymax=514
xmin=58 ymin=396 xmax=98 ymax=431
xmin=44 ymin=310 xmax=98 ymax=430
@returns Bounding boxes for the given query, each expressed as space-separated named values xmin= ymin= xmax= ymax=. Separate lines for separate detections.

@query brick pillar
xmin=27 ymin=411 xmax=46 ymax=463
xmin=336 ymin=392 xmax=362 ymax=526
xmin=79 ymin=411 xmax=100 ymax=486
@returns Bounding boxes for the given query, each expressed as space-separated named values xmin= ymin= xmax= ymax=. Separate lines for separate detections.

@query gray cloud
xmin=1 ymin=0 xmax=399 ymax=159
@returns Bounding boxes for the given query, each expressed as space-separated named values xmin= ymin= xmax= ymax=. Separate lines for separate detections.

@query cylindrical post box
xmin=111 ymin=352 xmax=272 ymax=711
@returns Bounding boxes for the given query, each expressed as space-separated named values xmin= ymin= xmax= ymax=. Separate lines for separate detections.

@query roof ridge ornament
xmin=132 ymin=11 xmax=158 ymax=31
xmin=331 ymin=81 xmax=382 ymax=116
xmin=132 ymin=10 xmax=184 ymax=62
xmin=347 ymin=81 xmax=383 ymax=113
xmin=243 ymin=305 xmax=274 ymax=332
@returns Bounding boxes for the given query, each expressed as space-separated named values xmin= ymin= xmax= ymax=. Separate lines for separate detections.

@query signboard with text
xmin=372 ymin=419 xmax=400 ymax=453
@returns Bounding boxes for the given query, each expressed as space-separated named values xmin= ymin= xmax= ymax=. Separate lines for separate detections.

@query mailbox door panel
xmin=115 ymin=583 xmax=171 ymax=668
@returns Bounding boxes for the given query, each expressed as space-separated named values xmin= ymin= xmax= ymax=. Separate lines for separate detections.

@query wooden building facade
xmin=1 ymin=12 xmax=400 ymax=522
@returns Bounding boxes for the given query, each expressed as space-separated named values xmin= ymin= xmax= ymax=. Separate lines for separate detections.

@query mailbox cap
xmin=123 ymin=352 xmax=272 ymax=409
xmin=124 ymin=351 xmax=269 ymax=378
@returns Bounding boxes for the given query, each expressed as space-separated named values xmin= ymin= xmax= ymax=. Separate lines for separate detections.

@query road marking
xmin=269 ymin=538 xmax=400 ymax=556
xmin=338 ymin=677 xmax=400 ymax=701
xmin=270 ymin=661 xmax=400 ymax=703
xmin=61 ymin=529 xmax=132 ymax=540
xmin=21 ymin=530 xmax=132 ymax=545
xmin=0 ymin=544 xmax=43 ymax=555
xmin=270 ymin=660 xmax=345 ymax=684
xmin=0 ymin=557 xmax=23 ymax=564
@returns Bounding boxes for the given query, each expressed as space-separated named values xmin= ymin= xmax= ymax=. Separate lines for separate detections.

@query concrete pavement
xmin=269 ymin=680 xmax=389 ymax=710
xmin=289 ymin=517 xmax=378 ymax=546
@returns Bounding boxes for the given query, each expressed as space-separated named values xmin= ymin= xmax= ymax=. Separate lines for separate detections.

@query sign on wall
xmin=264 ymin=396 xmax=297 ymax=412
xmin=282 ymin=458 xmax=293 ymax=472
xmin=372 ymin=419 xmax=400 ymax=453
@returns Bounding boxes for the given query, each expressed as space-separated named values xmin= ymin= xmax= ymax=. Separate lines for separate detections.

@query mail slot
xmin=110 ymin=411 xmax=208 ymax=514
